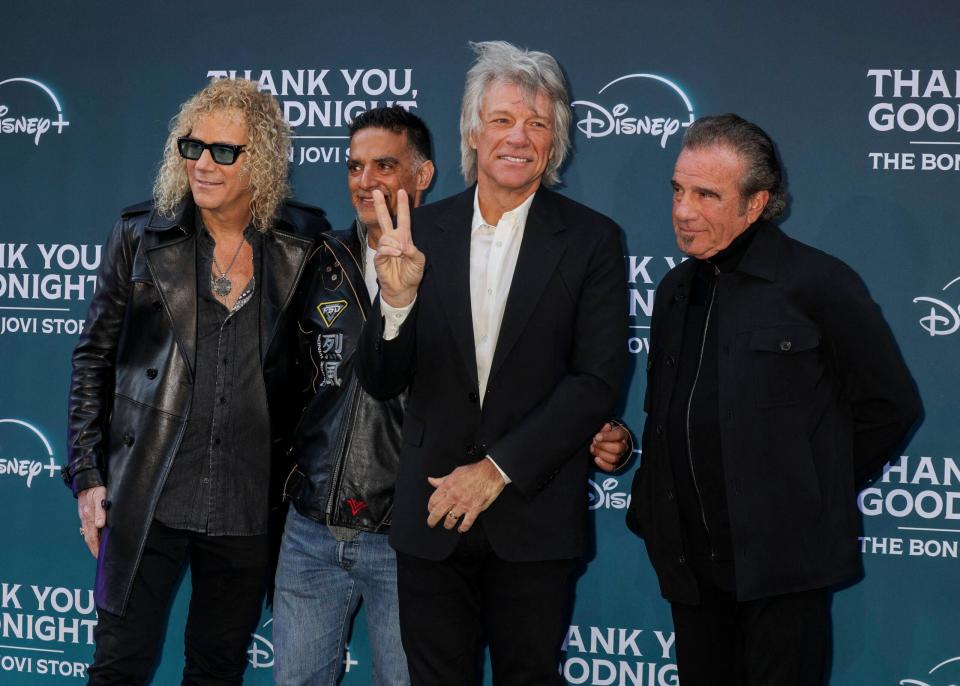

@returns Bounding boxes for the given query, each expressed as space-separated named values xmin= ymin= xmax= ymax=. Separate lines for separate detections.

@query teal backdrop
xmin=1 ymin=1 xmax=958 ymax=683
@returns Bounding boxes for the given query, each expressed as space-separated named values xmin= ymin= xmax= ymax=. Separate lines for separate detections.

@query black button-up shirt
xmin=154 ymin=223 xmax=271 ymax=535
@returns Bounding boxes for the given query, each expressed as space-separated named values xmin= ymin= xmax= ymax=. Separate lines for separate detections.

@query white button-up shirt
xmin=468 ymin=189 xmax=531 ymax=403
xmin=379 ymin=189 xmax=536 ymax=483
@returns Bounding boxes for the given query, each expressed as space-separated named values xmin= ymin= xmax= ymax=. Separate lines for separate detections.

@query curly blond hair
xmin=153 ymin=78 xmax=290 ymax=231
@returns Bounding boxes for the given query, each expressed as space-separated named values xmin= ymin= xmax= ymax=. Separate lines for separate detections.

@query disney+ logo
xmin=913 ymin=276 xmax=960 ymax=336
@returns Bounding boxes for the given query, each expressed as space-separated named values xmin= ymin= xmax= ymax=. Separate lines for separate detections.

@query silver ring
xmin=446 ymin=511 xmax=458 ymax=519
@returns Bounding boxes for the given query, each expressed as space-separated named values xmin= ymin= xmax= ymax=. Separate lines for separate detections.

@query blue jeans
xmin=273 ymin=506 xmax=409 ymax=686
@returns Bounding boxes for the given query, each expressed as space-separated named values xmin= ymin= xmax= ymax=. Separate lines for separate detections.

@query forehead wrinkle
xmin=483 ymin=80 xmax=551 ymax=120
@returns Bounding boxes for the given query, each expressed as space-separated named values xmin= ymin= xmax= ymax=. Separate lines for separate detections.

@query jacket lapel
xmin=260 ymin=226 xmax=312 ymax=361
xmin=487 ymin=189 xmax=565 ymax=385
xmin=144 ymin=205 xmax=197 ymax=379
xmin=430 ymin=189 xmax=480 ymax=386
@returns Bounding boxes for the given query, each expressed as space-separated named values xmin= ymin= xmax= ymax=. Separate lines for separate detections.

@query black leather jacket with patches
xmin=284 ymin=224 xmax=405 ymax=531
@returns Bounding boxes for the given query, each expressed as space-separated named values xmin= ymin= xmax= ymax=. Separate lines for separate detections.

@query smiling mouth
xmin=499 ymin=155 xmax=531 ymax=163
xmin=357 ymin=194 xmax=387 ymax=205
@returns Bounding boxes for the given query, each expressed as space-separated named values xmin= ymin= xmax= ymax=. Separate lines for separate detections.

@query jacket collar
xmin=145 ymin=197 xmax=195 ymax=233
xmin=488 ymin=187 xmax=567 ymax=384
xmin=734 ymin=220 xmax=781 ymax=282
xmin=143 ymin=195 xmax=313 ymax=378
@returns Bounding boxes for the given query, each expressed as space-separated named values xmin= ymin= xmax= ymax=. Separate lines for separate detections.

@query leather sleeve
xmin=64 ymin=218 xmax=134 ymax=496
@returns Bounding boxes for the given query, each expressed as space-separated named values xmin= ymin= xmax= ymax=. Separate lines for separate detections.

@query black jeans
xmin=670 ymin=584 xmax=830 ymax=686
xmin=87 ymin=521 xmax=270 ymax=686
xmin=396 ymin=523 xmax=578 ymax=686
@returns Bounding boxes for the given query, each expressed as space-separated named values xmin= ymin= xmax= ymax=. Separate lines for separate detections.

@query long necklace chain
xmin=211 ymin=237 xmax=245 ymax=298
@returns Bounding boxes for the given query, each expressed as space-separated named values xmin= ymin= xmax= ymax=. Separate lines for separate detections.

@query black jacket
xmin=283 ymin=225 xmax=405 ymax=531
xmin=357 ymin=187 xmax=629 ymax=562
xmin=64 ymin=197 xmax=328 ymax=616
xmin=628 ymin=221 xmax=921 ymax=603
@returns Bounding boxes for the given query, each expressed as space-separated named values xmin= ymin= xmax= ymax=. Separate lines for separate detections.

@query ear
xmin=416 ymin=160 xmax=435 ymax=191
xmin=411 ymin=160 xmax=435 ymax=208
xmin=745 ymin=190 xmax=769 ymax=223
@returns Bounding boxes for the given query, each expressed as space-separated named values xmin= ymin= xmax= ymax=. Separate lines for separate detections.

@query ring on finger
xmin=446 ymin=511 xmax=458 ymax=520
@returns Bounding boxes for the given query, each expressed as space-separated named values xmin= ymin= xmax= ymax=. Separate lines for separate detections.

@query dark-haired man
xmin=271 ymin=105 xmax=434 ymax=686
xmin=627 ymin=113 xmax=920 ymax=685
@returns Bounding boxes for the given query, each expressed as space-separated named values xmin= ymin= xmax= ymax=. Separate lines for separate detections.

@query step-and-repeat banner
xmin=2 ymin=1 xmax=957 ymax=683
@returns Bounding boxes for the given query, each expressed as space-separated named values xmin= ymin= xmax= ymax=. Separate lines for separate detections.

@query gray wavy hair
xmin=681 ymin=113 xmax=788 ymax=220
xmin=153 ymin=78 xmax=291 ymax=231
xmin=460 ymin=40 xmax=571 ymax=187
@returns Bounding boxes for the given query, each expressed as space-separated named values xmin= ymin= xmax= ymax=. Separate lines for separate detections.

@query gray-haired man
xmin=356 ymin=41 xmax=629 ymax=685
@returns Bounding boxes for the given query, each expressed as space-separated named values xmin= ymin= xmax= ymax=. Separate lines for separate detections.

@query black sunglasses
xmin=177 ymin=137 xmax=247 ymax=165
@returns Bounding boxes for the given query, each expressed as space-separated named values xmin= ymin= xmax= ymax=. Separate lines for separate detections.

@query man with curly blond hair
xmin=63 ymin=78 xmax=330 ymax=685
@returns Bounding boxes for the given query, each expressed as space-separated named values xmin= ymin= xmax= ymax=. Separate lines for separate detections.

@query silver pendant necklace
xmin=211 ymin=237 xmax=245 ymax=298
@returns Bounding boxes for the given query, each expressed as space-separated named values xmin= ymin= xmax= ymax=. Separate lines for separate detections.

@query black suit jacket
xmin=628 ymin=221 xmax=921 ymax=603
xmin=356 ymin=186 xmax=628 ymax=561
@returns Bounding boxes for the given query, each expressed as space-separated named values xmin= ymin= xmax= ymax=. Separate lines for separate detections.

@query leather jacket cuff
xmin=62 ymin=463 xmax=104 ymax=498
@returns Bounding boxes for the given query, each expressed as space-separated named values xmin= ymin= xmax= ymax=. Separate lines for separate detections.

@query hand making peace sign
xmin=372 ymin=188 xmax=424 ymax=308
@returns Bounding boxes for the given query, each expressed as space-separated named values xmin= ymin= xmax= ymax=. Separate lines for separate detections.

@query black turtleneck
xmin=666 ymin=221 xmax=761 ymax=593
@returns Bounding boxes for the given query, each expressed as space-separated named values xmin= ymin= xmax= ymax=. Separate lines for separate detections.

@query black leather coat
xmin=64 ymin=197 xmax=329 ymax=616
xmin=283 ymin=225 xmax=405 ymax=531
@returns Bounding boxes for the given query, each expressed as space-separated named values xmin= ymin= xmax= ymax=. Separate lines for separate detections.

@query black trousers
xmin=87 ymin=521 xmax=270 ymax=686
xmin=396 ymin=523 xmax=579 ymax=686
xmin=670 ymin=584 xmax=830 ymax=686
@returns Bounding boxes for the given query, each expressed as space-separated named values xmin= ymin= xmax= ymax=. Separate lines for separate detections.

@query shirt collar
xmin=195 ymin=207 xmax=258 ymax=244
xmin=471 ymin=187 xmax=536 ymax=233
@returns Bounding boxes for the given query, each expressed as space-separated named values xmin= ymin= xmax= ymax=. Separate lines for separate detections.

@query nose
xmin=672 ymin=191 xmax=696 ymax=221
xmin=195 ymin=148 xmax=217 ymax=171
xmin=505 ymin=122 xmax=530 ymax=146
xmin=358 ymin=165 xmax=377 ymax=189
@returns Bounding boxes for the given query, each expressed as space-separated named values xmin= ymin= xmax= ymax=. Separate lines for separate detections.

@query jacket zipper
xmin=684 ymin=266 xmax=719 ymax=560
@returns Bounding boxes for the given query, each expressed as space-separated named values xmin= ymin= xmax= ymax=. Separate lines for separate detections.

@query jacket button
xmin=678 ymin=554 xmax=686 ymax=564
xmin=145 ymin=368 xmax=158 ymax=379
xmin=152 ymin=300 xmax=162 ymax=311
xmin=468 ymin=391 xmax=479 ymax=403
xmin=655 ymin=424 xmax=663 ymax=436
xmin=666 ymin=490 xmax=674 ymax=501
xmin=666 ymin=356 xmax=676 ymax=368
xmin=780 ymin=340 xmax=792 ymax=352
xmin=122 ymin=433 xmax=134 ymax=447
